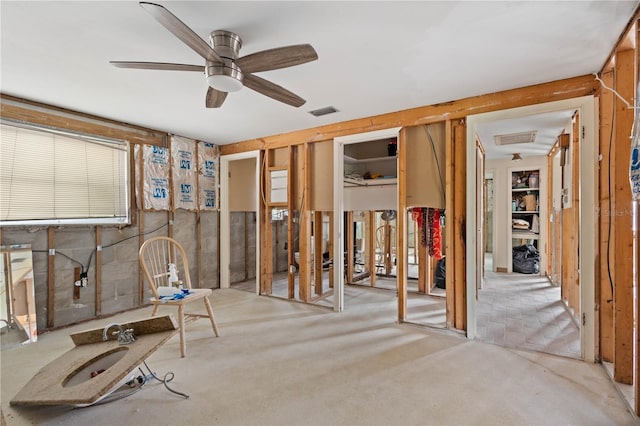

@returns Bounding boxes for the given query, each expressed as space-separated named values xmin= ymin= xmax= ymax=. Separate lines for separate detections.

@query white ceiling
xmin=476 ymin=109 xmax=575 ymax=161
xmin=1 ymin=1 xmax=637 ymax=151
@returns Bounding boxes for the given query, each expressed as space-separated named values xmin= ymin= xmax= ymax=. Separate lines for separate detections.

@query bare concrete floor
xmin=1 ymin=287 xmax=635 ymax=425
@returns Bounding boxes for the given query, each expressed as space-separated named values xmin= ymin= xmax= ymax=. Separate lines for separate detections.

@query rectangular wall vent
xmin=494 ymin=130 xmax=537 ymax=146
xmin=309 ymin=106 xmax=338 ymax=117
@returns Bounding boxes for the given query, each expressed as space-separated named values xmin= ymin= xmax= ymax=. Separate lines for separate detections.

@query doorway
xmin=466 ymin=96 xmax=597 ymax=361
xmin=220 ymin=151 xmax=261 ymax=292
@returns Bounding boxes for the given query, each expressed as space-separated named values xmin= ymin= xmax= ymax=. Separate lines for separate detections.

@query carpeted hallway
xmin=1 ymin=287 xmax=635 ymax=425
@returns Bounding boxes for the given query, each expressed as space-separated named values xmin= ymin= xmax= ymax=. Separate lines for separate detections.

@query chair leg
xmin=178 ymin=305 xmax=186 ymax=358
xmin=151 ymin=304 xmax=159 ymax=317
xmin=203 ymin=297 xmax=220 ymax=337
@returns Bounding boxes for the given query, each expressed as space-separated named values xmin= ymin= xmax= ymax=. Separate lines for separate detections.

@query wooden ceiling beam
xmin=221 ymin=74 xmax=597 ymax=155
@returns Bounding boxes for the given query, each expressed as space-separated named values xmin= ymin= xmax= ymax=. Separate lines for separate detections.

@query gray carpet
xmin=1 ymin=287 xmax=634 ymax=425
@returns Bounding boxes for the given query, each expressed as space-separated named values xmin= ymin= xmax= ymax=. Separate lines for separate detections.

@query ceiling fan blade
xmin=236 ymin=44 xmax=318 ymax=73
xmin=139 ymin=2 xmax=223 ymax=64
xmin=110 ymin=61 xmax=204 ymax=72
xmin=206 ymin=86 xmax=228 ymax=108
xmin=243 ymin=74 xmax=306 ymax=107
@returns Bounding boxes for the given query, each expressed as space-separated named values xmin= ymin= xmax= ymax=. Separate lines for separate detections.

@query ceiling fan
xmin=110 ymin=2 xmax=318 ymax=108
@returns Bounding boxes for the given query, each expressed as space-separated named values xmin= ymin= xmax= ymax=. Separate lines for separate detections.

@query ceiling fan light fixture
xmin=206 ymin=59 xmax=244 ymax=92
xmin=512 ymin=152 xmax=522 ymax=161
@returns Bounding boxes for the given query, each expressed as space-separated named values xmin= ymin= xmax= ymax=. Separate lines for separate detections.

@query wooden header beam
xmin=221 ymin=75 xmax=597 ymax=155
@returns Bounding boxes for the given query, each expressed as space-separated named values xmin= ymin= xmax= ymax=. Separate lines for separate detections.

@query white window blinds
xmin=0 ymin=121 xmax=130 ymax=226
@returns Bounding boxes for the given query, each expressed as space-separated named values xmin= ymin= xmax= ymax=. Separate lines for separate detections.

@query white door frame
xmin=465 ymin=96 xmax=597 ymax=362
xmin=333 ymin=127 xmax=401 ymax=313
xmin=220 ymin=150 xmax=261 ymax=293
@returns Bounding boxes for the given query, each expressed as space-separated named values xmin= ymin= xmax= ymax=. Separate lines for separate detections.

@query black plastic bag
xmin=512 ymin=244 xmax=539 ymax=274
xmin=434 ymin=257 xmax=446 ymax=288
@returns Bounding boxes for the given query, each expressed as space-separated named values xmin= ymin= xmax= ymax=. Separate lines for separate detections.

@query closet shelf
xmin=344 ymin=177 xmax=397 ymax=187
xmin=344 ymin=154 xmax=396 ymax=164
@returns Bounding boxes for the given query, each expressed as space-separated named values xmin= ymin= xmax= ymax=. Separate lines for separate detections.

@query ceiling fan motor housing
xmin=206 ymin=30 xmax=244 ymax=92
xmin=209 ymin=30 xmax=242 ymax=60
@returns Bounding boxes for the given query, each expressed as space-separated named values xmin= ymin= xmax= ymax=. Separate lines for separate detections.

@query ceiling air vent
xmin=494 ymin=130 xmax=537 ymax=146
xmin=309 ymin=106 xmax=338 ymax=117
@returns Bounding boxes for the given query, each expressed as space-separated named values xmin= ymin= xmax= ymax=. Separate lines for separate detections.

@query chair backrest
xmin=376 ymin=225 xmax=396 ymax=252
xmin=139 ymin=236 xmax=193 ymax=300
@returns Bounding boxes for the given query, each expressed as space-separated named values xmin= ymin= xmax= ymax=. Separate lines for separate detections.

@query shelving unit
xmin=343 ymin=137 xmax=397 ymax=212
xmin=510 ymin=169 xmax=540 ymax=246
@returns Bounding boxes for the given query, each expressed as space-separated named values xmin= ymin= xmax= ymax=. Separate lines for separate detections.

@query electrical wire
xmin=142 ymin=360 xmax=189 ymax=399
xmin=605 ymin=71 xmax=616 ymax=300
xmin=32 ymin=222 xmax=169 ymax=276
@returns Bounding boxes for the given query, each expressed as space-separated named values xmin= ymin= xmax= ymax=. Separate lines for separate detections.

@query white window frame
xmin=0 ymin=119 xmax=130 ymax=226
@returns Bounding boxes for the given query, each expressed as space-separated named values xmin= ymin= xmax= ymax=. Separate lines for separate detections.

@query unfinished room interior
xmin=1 ymin=1 xmax=640 ymax=424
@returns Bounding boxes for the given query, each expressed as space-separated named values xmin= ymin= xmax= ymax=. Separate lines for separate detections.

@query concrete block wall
xmin=1 ymin=209 xmax=220 ymax=330
xmin=229 ymin=212 xmax=256 ymax=283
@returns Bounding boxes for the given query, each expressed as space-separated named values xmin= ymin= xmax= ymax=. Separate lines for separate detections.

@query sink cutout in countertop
xmin=10 ymin=315 xmax=178 ymax=407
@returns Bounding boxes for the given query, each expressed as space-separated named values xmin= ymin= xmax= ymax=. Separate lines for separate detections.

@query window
xmin=1 ymin=120 xmax=130 ymax=226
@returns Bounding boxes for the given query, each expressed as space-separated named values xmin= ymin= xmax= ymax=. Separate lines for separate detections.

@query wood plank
xmin=453 ymin=121 xmax=467 ymax=330
xmin=328 ymin=212 xmax=335 ymax=289
xmin=244 ymin=212 xmax=249 ymax=281
xmin=195 ymin=142 xmax=202 ymax=287
xmin=261 ymin=150 xmax=273 ymax=295
xmin=346 ymin=211 xmax=354 ymax=284
xmin=221 ymin=75 xmax=597 ymax=155
xmin=0 ymin=98 xmax=166 ymax=146
xmin=95 ymin=226 xmax=102 ymax=316
xmin=598 ymin=70 xmax=615 ymax=363
xmin=314 ymin=211 xmax=324 ymax=295
xmin=298 ymin=143 xmax=312 ymax=302
xmin=287 ymin=146 xmax=295 ymax=298
xmin=47 ymin=228 xmax=55 ymax=328
xmin=397 ymin=127 xmax=407 ymax=322
xmin=418 ymin=237 xmax=427 ymax=293
xmin=570 ymin=113 xmax=581 ymax=314
xmin=368 ymin=211 xmax=376 ymax=287
xmin=613 ymin=48 xmax=635 ymax=385
xmin=445 ymin=120 xmax=455 ymax=329
xmin=635 ymin=21 xmax=640 ymax=417
xmin=137 ymin=146 xmax=146 ymax=305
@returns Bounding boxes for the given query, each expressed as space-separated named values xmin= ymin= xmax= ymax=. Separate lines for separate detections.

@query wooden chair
xmin=139 ymin=236 xmax=219 ymax=357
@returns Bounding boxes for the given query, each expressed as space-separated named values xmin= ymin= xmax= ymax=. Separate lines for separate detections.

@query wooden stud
xmin=570 ymin=114 xmax=581 ymax=313
xmin=287 ymin=146 xmax=295 ymax=298
xmin=418 ymin=235 xmax=427 ymax=293
xmin=47 ymin=227 xmax=55 ymax=329
xmin=95 ymin=226 xmax=102 ymax=316
xmin=445 ymin=120 xmax=455 ymax=329
xmin=384 ymin=221 xmax=392 ymax=275
xmin=453 ymin=121 xmax=467 ymax=330
xmin=397 ymin=126 xmax=407 ymax=322
xmin=244 ymin=211 xmax=250 ymax=282
xmin=598 ymin=70 xmax=615 ymax=363
xmin=73 ymin=267 xmax=81 ymax=300
xmin=329 ymin=212 xmax=335 ymax=289
xmin=298 ymin=143 xmax=312 ymax=302
xmin=137 ymin=142 xmax=146 ymax=306
xmin=262 ymin=149 xmax=273 ymax=295
xmin=613 ymin=48 xmax=635 ymax=385
xmin=634 ymin=19 xmax=640 ymax=417
xmin=195 ymin=141 xmax=202 ymax=288
xmin=346 ymin=211 xmax=354 ymax=284
xmin=368 ymin=211 xmax=376 ymax=287
xmin=426 ymin=255 xmax=434 ymax=294
xmin=314 ymin=211 xmax=324 ymax=295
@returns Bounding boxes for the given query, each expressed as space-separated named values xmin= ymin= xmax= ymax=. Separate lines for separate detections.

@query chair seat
xmin=150 ymin=288 xmax=212 ymax=305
